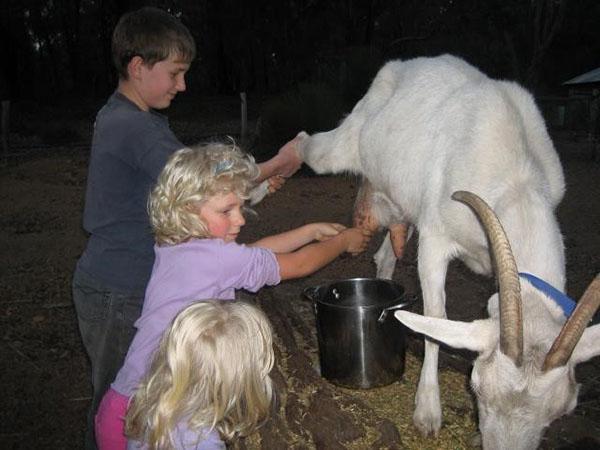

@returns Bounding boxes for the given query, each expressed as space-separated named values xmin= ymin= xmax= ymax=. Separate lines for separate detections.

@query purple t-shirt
xmin=112 ymin=238 xmax=280 ymax=396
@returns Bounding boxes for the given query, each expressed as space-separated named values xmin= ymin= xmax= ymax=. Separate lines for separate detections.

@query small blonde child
xmin=126 ymin=300 xmax=275 ymax=450
xmin=95 ymin=142 xmax=370 ymax=449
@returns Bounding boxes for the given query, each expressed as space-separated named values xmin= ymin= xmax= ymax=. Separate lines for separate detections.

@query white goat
xmin=297 ymin=54 xmax=598 ymax=446
xmin=395 ymin=191 xmax=600 ymax=449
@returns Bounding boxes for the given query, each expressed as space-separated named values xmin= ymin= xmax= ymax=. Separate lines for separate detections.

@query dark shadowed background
xmin=1 ymin=1 xmax=600 ymax=449
xmin=2 ymin=0 xmax=600 ymax=160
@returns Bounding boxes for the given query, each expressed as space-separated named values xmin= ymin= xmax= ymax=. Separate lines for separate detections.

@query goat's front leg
xmin=413 ymin=234 xmax=451 ymax=437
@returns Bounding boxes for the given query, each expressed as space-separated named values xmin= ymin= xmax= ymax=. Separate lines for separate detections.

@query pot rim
xmin=304 ymin=277 xmax=408 ymax=310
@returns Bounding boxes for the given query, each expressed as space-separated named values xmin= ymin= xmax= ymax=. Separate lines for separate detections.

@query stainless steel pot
xmin=303 ymin=278 xmax=415 ymax=389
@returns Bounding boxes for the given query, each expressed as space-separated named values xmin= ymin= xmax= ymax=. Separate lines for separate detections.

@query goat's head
xmin=395 ymin=190 xmax=600 ymax=449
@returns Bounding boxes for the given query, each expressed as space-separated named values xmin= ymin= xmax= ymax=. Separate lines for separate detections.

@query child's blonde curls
xmin=148 ymin=142 xmax=260 ymax=245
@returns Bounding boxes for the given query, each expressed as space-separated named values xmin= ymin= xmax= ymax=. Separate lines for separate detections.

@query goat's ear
xmin=571 ymin=324 xmax=600 ymax=365
xmin=394 ymin=311 xmax=495 ymax=353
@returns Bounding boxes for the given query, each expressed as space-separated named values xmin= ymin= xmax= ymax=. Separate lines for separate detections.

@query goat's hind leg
xmin=412 ymin=234 xmax=451 ymax=437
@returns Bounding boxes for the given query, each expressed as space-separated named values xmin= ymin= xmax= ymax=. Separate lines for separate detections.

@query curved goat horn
xmin=452 ymin=191 xmax=523 ymax=366
xmin=543 ymin=273 xmax=600 ymax=371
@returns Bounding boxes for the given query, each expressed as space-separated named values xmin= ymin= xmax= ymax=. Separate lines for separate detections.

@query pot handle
xmin=377 ymin=295 xmax=418 ymax=323
xmin=303 ymin=286 xmax=320 ymax=316
xmin=303 ymin=286 xmax=319 ymax=301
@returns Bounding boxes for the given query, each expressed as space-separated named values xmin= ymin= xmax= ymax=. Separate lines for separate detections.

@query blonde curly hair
xmin=149 ymin=142 xmax=260 ymax=245
xmin=125 ymin=300 xmax=275 ymax=450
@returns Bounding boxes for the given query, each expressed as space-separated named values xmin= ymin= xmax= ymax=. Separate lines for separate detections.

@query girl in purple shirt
xmin=95 ymin=143 xmax=371 ymax=449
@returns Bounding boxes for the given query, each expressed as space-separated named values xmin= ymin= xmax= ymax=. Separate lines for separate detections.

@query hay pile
xmin=345 ymin=352 xmax=477 ymax=449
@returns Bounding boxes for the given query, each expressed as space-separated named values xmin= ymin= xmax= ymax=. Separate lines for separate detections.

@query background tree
xmin=4 ymin=0 xmax=599 ymax=101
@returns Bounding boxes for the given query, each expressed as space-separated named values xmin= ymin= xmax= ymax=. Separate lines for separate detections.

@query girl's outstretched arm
xmin=250 ymin=223 xmax=345 ymax=253
xmin=275 ymin=228 xmax=371 ymax=280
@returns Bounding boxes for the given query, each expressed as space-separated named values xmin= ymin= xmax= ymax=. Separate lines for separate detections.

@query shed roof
xmin=563 ymin=67 xmax=600 ymax=85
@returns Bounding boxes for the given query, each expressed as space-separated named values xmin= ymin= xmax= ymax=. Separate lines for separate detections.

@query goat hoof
xmin=469 ymin=432 xmax=482 ymax=448
xmin=413 ymin=412 xmax=441 ymax=438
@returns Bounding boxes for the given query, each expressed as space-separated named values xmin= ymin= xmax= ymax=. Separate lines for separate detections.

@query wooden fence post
xmin=590 ymin=90 xmax=599 ymax=162
xmin=240 ymin=92 xmax=247 ymax=146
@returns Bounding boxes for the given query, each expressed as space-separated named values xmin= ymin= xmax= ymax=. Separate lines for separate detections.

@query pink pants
xmin=95 ymin=388 xmax=129 ymax=450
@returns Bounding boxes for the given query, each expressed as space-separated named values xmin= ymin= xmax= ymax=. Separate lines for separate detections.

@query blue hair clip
xmin=214 ymin=159 xmax=234 ymax=175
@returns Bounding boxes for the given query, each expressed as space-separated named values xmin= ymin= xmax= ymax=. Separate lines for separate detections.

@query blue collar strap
xmin=519 ymin=272 xmax=576 ymax=318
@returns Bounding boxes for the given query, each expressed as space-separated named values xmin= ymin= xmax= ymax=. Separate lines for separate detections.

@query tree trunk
xmin=525 ymin=0 xmax=566 ymax=87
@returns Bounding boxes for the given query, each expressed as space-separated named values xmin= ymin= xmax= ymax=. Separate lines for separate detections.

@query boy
xmin=72 ymin=7 xmax=301 ymax=449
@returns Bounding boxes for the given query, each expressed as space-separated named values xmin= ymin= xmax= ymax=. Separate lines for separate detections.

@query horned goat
xmin=396 ymin=191 xmax=600 ymax=449
xmin=296 ymin=54 xmax=598 ymax=447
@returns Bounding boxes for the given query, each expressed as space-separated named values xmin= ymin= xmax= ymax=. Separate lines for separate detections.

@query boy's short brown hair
xmin=112 ymin=6 xmax=196 ymax=79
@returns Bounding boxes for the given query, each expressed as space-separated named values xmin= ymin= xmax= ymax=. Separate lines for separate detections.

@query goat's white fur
xmin=297 ymin=54 xmax=599 ymax=448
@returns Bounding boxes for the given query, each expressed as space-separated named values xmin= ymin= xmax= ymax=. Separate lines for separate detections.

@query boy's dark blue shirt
xmin=77 ymin=92 xmax=183 ymax=291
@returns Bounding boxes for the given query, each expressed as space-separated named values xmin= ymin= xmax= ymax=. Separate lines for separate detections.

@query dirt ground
xmin=0 ymin=125 xmax=599 ymax=449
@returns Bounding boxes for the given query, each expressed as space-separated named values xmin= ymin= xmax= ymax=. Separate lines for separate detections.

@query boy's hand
xmin=313 ymin=223 xmax=346 ymax=241
xmin=341 ymin=228 xmax=372 ymax=255
xmin=275 ymin=136 xmax=303 ymax=177
xmin=267 ymin=175 xmax=286 ymax=193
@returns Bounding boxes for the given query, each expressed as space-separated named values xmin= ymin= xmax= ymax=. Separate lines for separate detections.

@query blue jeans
xmin=72 ymin=268 xmax=144 ymax=450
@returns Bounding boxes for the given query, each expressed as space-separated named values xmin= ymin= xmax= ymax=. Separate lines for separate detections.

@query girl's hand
xmin=267 ymin=175 xmax=286 ymax=193
xmin=341 ymin=228 xmax=372 ymax=255
xmin=313 ymin=223 xmax=346 ymax=241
